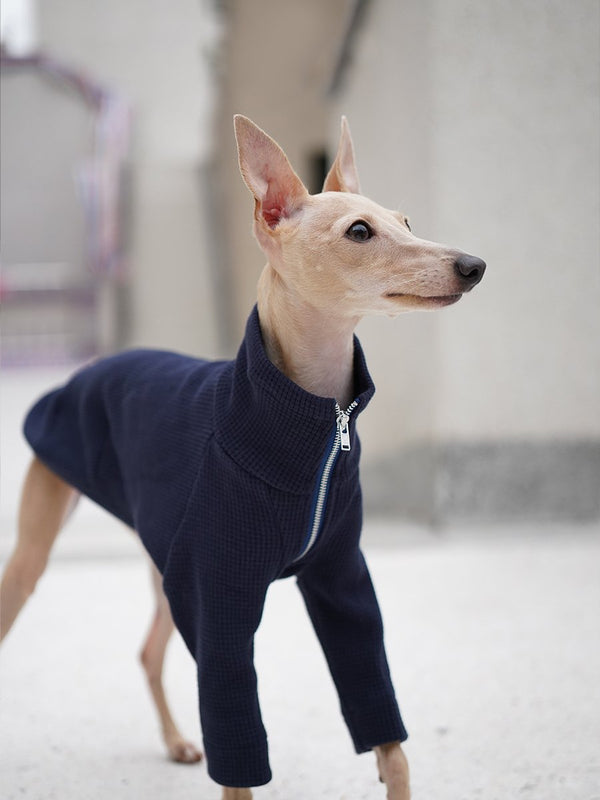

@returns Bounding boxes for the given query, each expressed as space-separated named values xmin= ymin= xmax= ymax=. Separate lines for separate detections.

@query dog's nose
xmin=454 ymin=253 xmax=486 ymax=288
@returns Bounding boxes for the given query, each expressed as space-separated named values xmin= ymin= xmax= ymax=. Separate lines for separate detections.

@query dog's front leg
xmin=221 ymin=788 xmax=252 ymax=800
xmin=140 ymin=562 xmax=202 ymax=763
xmin=375 ymin=741 xmax=410 ymax=799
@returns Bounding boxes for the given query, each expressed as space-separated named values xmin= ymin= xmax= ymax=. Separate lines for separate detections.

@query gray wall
xmin=332 ymin=0 xmax=600 ymax=522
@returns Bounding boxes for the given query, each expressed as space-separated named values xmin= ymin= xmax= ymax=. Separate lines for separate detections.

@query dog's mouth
xmin=385 ymin=292 xmax=463 ymax=308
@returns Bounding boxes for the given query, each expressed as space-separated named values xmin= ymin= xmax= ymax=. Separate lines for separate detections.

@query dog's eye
xmin=404 ymin=217 xmax=411 ymax=232
xmin=345 ymin=221 xmax=373 ymax=242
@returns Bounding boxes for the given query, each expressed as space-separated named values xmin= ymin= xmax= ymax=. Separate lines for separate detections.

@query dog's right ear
xmin=234 ymin=115 xmax=309 ymax=230
xmin=323 ymin=116 xmax=361 ymax=194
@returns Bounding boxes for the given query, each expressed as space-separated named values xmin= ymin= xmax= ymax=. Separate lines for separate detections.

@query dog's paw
xmin=167 ymin=736 xmax=203 ymax=764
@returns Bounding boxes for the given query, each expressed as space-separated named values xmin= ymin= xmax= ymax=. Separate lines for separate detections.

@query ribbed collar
xmin=214 ymin=306 xmax=375 ymax=493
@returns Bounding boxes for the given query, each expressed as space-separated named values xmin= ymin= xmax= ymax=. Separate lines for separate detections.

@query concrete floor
xmin=1 ymin=514 xmax=599 ymax=800
xmin=1 ymin=368 xmax=599 ymax=799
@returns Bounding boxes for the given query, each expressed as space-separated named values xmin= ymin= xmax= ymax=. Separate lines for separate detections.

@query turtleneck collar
xmin=214 ymin=306 xmax=375 ymax=493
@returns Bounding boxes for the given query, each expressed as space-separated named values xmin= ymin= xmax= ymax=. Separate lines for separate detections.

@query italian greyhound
xmin=1 ymin=116 xmax=485 ymax=799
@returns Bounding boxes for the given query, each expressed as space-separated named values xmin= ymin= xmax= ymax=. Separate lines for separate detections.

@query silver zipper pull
xmin=336 ymin=408 xmax=351 ymax=451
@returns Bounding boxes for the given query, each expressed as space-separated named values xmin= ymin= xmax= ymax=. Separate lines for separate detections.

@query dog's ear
xmin=234 ymin=115 xmax=308 ymax=229
xmin=323 ymin=116 xmax=361 ymax=194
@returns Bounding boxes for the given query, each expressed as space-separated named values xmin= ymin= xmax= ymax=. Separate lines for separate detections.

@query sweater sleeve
xmin=194 ymin=571 xmax=272 ymax=786
xmin=296 ymin=546 xmax=408 ymax=753
xmin=161 ymin=455 xmax=281 ymax=788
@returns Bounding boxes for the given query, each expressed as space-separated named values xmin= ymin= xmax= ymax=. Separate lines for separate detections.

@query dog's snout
xmin=454 ymin=253 xmax=486 ymax=287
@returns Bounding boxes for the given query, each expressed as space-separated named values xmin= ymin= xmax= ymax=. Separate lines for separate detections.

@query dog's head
xmin=234 ymin=115 xmax=485 ymax=317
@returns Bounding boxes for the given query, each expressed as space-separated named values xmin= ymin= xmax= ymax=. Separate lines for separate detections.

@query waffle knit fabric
xmin=23 ymin=306 xmax=408 ymax=787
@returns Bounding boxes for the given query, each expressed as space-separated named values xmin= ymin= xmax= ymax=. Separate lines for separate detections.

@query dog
xmin=1 ymin=115 xmax=485 ymax=799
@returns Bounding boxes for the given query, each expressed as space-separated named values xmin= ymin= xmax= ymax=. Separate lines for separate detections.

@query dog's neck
xmin=257 ymin=264 xmax=359 ymax=410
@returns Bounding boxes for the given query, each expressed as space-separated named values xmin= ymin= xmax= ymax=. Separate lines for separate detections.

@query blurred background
xmin=1 ymin=0 xmax=598 ymax=525
xmin=1 ymin=4 xmax=599 ymax=798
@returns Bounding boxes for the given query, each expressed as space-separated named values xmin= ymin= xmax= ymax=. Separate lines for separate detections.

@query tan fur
xmin=1 ymin=115 xmax=486 ymax=800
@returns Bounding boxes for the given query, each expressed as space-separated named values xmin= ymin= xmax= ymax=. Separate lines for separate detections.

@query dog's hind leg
xmin=1 ymin=456 xmax=79 ymax=643
xmin=139 ymin=560 xmax=203 ymax=764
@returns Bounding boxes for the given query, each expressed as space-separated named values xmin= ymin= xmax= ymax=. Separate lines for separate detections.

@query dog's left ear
xmin=234 ymin=115 xmax=309 ymax=230
xmin=323 ymin=116 xmax=361 ymax=194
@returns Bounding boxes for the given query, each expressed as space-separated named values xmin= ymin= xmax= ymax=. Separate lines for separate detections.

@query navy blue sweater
xmin=24 ymin=306 xmax=407 ymax=787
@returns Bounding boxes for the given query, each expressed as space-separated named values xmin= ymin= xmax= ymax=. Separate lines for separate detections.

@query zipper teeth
xmin=300 ymin=433 xmax=341 ymax=558
xmin=295 ymin=400 xmax=359 ymax=561
xmin=336 ymin=399 xmax=358 ymax=420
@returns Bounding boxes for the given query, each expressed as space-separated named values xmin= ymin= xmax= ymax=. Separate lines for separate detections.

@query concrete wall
xmin=331 ymin=0 xmax=600 ymax=522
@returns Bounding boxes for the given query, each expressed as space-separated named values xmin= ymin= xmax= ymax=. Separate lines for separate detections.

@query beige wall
xmin=432 ymin=0 xmax=600 ymax=442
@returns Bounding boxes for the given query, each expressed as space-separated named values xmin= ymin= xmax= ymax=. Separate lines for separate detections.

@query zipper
xmin=295 ymin=399 xmax=358 ymax=561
